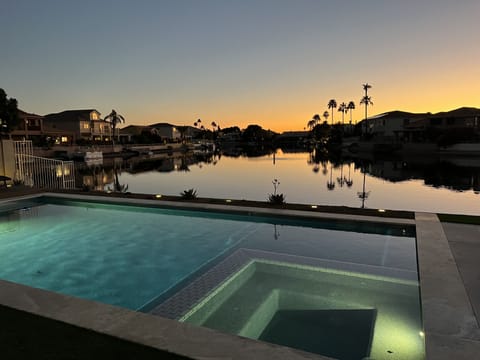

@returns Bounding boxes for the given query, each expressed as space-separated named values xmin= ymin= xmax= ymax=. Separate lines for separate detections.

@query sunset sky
xmin=1 ymin=0 xmax=479 ymax=132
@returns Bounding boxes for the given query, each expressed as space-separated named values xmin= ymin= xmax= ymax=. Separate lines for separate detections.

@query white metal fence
xmin=14 ymin=141 xmax=76 ymax=189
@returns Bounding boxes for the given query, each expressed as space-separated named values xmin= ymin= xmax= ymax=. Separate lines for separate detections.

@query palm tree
xmin=323 ymin=111 xmax=329 ymax=124
xmin=307 ymin=119 xmax=316 ymax=131
xmin=338 ymin=102 xmax=347 ymax=125
xmin=307 ymin=114 xmax=320 ymax=132
xmin=327 ymin=99 xmax=337 ymax=126
xmin=347 ymin=101 xmax=355 ymax=125
xmin=360 ymin=84 xmax=373 ymax=136
xmin=103 ymin=109 xmax=125 ymax=146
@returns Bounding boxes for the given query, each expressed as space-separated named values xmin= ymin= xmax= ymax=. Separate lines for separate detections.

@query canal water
xmin=76 ymin=149 xmax=480 ymax=215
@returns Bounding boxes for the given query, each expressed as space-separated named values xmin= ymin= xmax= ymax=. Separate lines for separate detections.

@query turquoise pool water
xmin=0 ymin=196 xmax=423 ymax=359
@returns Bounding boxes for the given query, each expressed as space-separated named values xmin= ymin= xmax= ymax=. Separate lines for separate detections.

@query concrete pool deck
xmin=0 ymin=188 xmax=479 ymax=359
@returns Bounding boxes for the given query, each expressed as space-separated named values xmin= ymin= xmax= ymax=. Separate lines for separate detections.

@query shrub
xmin=180 ymin=188 xmax=198 ymax=200
xmin=268 ymin=179 xmax=285 ymax=204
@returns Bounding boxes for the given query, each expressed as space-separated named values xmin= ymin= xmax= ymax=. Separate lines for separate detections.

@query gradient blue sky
xmin=1 ymin=0 xmax=479 ymax=132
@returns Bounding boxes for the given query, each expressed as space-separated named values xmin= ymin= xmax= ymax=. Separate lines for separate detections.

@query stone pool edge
xmin=415 ymin=212 xmax=480 ymax=360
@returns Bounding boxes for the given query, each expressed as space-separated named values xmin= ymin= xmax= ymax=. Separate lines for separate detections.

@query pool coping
xmin=1 ymin=191 xmax=477 ymax=359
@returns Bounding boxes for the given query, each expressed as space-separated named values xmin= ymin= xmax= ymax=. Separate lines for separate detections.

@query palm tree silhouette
xmin=307 ymin=114 xmax=320 ymax=131
xmin=360 ymin=84 xmax=373 ymax=136
xmin=103 ymin=109 xmax=125 ymax=146
xmin=347 ymin=101 xmax=355 ymax=125
xmin=328 ymin=100 xmax=337 ymax=126
xmin=338 ymin=102 xmax=347 ymax=126
xmin=322 ymin=111 xmax=329 ymax=124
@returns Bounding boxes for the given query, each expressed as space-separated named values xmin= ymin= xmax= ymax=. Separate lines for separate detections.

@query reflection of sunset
xmin=115 ymin=150 xmax=480 ymax=215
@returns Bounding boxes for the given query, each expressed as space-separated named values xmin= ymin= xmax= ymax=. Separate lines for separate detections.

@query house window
xmin=61 ymin=136 xmax=68 ymax=143
xmin=91 ymin=112 xmax=99 ymax=120
xmin=83 ymin=123 xmax=90 ymax=129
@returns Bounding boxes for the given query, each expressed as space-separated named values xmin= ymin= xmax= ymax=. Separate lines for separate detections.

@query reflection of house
xmin=44 ymin=109 xmax=112 ymax=143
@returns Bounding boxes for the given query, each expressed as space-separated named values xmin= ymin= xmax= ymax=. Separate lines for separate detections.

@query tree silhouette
xmin=103 ymin=109 xmax=125 ymax=146
xmin=323 ymin=111 xmax=329 ymax=123
xmin=347 ymin=101 xmax=355 ymax=125
xmin=360 ymin=84 xmax=373 ymax=136
xmin=0 ymin=89 xmax=19 ymax=138
xmin=338 ymin=102 xmax=347 ymax=126
xmin=307 ymin=114 xmax=320 ymax=131
xmin=328 ymin=99 xmax=337 ymax=126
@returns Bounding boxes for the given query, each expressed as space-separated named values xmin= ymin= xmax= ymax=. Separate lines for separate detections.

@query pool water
xmin=0 ymin=196 xmax=424 ymax=359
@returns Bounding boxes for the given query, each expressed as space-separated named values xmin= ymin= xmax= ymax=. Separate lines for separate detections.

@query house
xmin=359 ymin=111 xmax=428 ymax=142
xmin=10 ymin=110 xmax=45 ymax=141
xmin=43 ymin=109 xmax=112 ymax=144
xmin=359 ymin=107 xmax=480 ymax=143
xmin=150 ymin=123 xmax=182 ymax=141
xmin=119 ymin=125 xmax=155 ymax=143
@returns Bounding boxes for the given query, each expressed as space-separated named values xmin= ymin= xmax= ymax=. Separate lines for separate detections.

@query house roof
xmin=366 ymin=110 xmax=428 ymax=120
xmin=119 ymin=125 xmax=150 ymax=135
xmin=430 ymin=107 xmax=480 ymax=118
xmin=150 ymin=122 xmax=175 ymax=128
xmin=44 ymin=109 xmax=100 ymax=122
xmin=17 ymin=109 xmax=43 ymax=118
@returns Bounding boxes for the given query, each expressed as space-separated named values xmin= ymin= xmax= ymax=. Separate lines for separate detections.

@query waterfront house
xmin=10 ymin=110 xmax=45 ymax=141
xmin=359 ymin=107 xmax=480 ymax=144
xmin=150 ymin=123 xmax=182 ymax=141
xmin=359 ymin=111 xmax=428 ymax=142
xmin=43 ymin=109 xmax=112 ymax=144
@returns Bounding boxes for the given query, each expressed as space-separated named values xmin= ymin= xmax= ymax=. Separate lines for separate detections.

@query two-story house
xmin=43 ymin=109 xmax=113 ymax=143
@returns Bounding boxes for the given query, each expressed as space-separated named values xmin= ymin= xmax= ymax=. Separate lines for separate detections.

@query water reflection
xmin=73 ymin=148 xmax=480 ymax=214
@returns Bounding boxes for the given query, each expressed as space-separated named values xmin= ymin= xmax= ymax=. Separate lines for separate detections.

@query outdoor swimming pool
xmin=0 ymin=195 xmax=425 ymax=359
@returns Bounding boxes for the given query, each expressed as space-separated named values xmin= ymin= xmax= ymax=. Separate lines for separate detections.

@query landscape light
xmin=226 ymin=199 xmax=232 ymax=203
xmin=378 ymin=209 xmax=386 ymax=212
xmin=311 ymin=205 xmax=318 ymax=209
xmin=155 ymin=194 xmax=162 ymax=199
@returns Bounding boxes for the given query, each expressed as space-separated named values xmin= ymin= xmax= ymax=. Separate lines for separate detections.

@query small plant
xmin=268 ymin=179 xmax=285 ymax=205
xmin=180 ymin=188 xmax=198 ymax=200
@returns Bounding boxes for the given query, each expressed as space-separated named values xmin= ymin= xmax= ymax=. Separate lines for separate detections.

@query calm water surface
xmin=100 ymin=150 xmax=479 ymax=215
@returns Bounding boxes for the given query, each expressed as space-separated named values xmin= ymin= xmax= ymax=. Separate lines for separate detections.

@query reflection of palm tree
xmin=357 ymin=165 xmax=370 ymax=208
xmin=109 ymin=166 xmax=128 ymax=193
xmin=327 ymin=163 xmax=335 ymax=190
xmin=273 ymin=224 xmax=280 ymax=240
xmin=328 ymin=99 xmax=337 ymax=126
xmin=337 ymin=163 xmax=346 ymax=187
xmin=345 ymin=162 xmax=353 ymax=187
